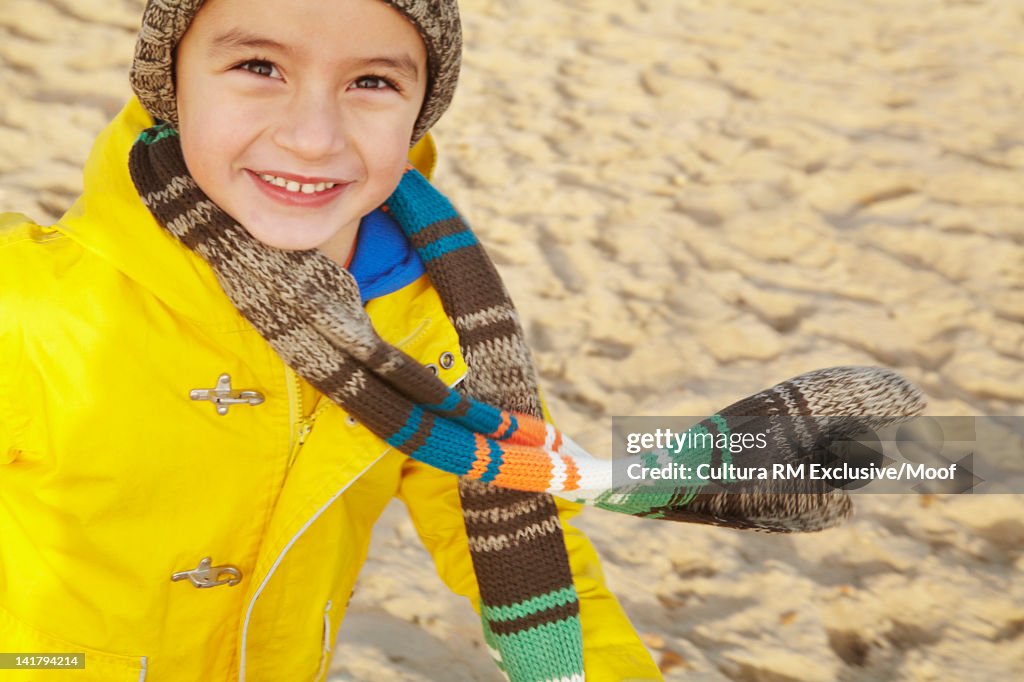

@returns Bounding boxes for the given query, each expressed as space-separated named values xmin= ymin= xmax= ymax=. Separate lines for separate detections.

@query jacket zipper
xmin=289 ymin=403 xmax=330 ymax=469
xmin=284 ymin=367 xmax=304 ymax=469
xmin=285 ymin=366 xmax=331 ymax=469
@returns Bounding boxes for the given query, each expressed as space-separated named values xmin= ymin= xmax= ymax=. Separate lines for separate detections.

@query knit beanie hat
xmin=130 ymin=0 xmax=462 ymax=143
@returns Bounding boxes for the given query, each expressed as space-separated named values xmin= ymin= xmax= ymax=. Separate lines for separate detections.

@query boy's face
xmin=175 ymin=0 xmax=428 ymax=265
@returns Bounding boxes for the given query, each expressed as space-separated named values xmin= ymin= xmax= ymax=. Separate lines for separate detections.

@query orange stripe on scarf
xmin=466 ymin=434 xmax=492 ymax=480
xmin=491 ymin=446 xmax=554 ymax=492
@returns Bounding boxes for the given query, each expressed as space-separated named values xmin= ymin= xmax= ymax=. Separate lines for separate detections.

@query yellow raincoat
xmin=0 ymin=99 xmax=663 ymax=681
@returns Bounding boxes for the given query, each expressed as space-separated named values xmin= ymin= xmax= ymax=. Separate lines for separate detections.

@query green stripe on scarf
xmin=483 ymin=613 xmax=585 ymax=682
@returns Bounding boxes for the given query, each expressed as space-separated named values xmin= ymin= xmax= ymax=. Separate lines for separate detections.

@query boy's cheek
xmin=179 ymin=104 xmax=255 ymax=164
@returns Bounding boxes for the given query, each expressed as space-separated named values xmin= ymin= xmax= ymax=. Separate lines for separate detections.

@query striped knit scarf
xmin=129 ymin=123 xmax=926 ymax=681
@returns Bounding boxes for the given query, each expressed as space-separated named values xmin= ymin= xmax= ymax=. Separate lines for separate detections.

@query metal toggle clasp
xmin=190 ymin=373 xmax=265 ymax=416
xmin=171 ymin=556 xmax=242 ymax=588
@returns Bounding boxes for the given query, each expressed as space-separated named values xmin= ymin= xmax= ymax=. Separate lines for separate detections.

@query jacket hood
xmin=56 ymin=98 xmax=249 ymax=326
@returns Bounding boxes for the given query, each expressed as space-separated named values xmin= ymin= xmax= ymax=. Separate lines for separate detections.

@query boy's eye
xmin=352 ymin=76 xmax=396 ymax=91
xmin=237 ymin=60 xmax=280 ymax=79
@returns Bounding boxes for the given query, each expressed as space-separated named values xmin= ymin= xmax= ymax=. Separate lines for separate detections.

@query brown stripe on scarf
xmin=405 ymin=216 xmax=468 ymax=251
xmin=460 ymin=493 xmax=568 ymax=533
xmin=487 ymin=600 xmax=582 ymax=637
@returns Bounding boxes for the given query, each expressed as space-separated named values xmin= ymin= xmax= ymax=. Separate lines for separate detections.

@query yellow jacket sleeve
xmin=0 ymin=213 xmax=28 ymax=465
xmin=397 ymin=458 xmax=664 ymax=681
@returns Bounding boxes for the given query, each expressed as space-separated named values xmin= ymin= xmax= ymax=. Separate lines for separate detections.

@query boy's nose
xmin=271 ymin=90 xmax=347 ymax=161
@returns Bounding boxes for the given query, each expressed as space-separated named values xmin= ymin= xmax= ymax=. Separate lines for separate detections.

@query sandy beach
xmin=1 ymin=0 xmax=1021 ymax=679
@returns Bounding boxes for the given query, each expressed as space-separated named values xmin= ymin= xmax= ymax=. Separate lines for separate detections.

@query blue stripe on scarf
xmin=387 ymin=170 xmax=459 ymax=234
xmin=500 ymin=413 xmax=519 ymax=441
xmin=410 ymin=419 xmax=479 ymax=475
xmin=462 ymin=399 xmax=506 ymax=435
xmin=479 ymin=438 xmax=505 ymax=483
xmin=389 ymin=405 xmax=425 ymax=449
xmin=428 ymin=390 xmax=464 ymax=414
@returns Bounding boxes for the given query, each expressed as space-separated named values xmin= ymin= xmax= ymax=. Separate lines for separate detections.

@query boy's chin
xmin=236 ymin=226 xmax=324 ymax=253
xmin=239 ymin=226 xmax=354 ymax=264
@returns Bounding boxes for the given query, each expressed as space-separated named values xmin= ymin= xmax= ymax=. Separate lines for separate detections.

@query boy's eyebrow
xmin=350 ymin=56 xmax=421 ymax=80
xmin=208 ymin=29 xmax=421 ymax=80
xmin=209 ymin=29 xmax=293 ymax=57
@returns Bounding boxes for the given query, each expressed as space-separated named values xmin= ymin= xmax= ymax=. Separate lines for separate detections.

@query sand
xmin=1 ymin=0 xmax=1021 ymax=680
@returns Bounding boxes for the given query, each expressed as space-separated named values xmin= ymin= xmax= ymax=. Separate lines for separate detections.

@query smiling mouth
xmin=255 ymin=172 xmax=342 ymax=195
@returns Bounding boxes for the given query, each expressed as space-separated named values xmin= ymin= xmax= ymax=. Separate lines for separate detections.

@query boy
xmin=0 ymin=0 xmax=664 ymax=680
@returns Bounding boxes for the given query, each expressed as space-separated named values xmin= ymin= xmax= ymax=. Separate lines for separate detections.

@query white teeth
xmin=257 ymin=172 xmax=338 ymax=194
